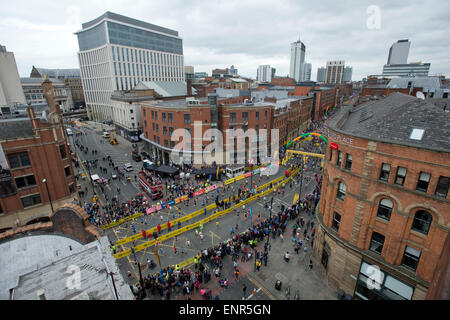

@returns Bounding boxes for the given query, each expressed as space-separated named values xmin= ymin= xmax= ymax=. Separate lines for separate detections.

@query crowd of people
xmin=130 ymin=166 xmax=322 ymax=300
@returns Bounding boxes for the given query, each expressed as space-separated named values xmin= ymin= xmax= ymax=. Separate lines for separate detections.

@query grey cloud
xmin=1 ymin=0 xmax=448 ymax=80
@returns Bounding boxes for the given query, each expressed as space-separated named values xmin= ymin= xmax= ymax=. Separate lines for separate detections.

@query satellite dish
xmin=416 ymin=91 xmax=425 ymax=100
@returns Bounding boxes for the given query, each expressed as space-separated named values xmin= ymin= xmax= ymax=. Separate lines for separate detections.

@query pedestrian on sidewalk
xmin=242 ymin=284 xmax=247 ymax=299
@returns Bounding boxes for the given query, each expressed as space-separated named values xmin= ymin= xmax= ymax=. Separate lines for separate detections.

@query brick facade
xmin=314 ymin=126 xmax=450 ymax=299
xmin=0 ymin=79 xmax=78 ymax=231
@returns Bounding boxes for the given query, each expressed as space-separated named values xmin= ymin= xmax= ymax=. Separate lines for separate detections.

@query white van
xmin=66 ymin=128 xmax=73 ymax=136
xmin=124 ymin=163 xmax=133 ymax=172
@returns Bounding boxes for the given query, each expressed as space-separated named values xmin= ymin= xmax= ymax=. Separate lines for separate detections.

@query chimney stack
xmin=41 ymin=76 xmax=59 ymax=114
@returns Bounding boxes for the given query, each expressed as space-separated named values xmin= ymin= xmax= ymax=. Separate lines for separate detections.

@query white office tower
xmin=302 ymin=63 xmax=312 ymax=81
xmin=343 ymin=66 xmax=353 ymax=82
xmin=387 ymin=39 xmax=410 ymax=65
xmin=290 ymin=39 xmax=306 ymax=82
xmin=75 ymin=12 xmax=184 ymax=121
xmin=0 ymin=45 xmax=27 ymax=110
xmin=257 ymin=65 xmax=274 ymax=83
xmin=326 ymin=60 xmax=345 ymax=84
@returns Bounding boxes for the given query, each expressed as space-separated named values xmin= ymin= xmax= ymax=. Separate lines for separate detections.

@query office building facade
xmin=387 ymin=40 xmax=410 ymax=65
xmin=382 ymin=63 xmax=431 ymax=77
xmin=75 ymin=11 xmax=184 ymax=122
xmin=0 ymin=45 xmax=27 ymax=112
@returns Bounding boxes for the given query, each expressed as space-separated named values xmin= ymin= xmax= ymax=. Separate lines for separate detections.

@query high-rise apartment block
xmin=290 ymin=40 xmax=306 ymax=82
xmin=75 ymin=12 xmax=184 ymax=121
xmin=302 ymin=63 xmax=312 ymax=81
xmin=326 ymin=60 xmax=345 ymax=84
xmin=257 ymin=65 xmax=275 ymax=83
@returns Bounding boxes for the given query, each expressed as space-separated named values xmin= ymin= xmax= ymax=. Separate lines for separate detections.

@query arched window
xmin=377 ymin=198 xmax=393 ymax=221
xmin=337 ymin=182 xmax=346 ymax=200
xmin=411 ymin=210 xmax=432 ymax=235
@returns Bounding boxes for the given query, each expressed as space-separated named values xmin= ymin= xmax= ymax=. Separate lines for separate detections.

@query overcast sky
xmin=1 ymin=0 xmax=449 ymax=80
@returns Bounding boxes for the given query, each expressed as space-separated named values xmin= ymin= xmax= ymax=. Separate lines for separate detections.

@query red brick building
xmin=0 ymin=78 xmax=77 ymax=231
xmin=140 ymin=93 xmax=312 ymax=166
xmin=270 ymin=77 xmax=296 ymax=87
xmin=314 ymin=92 xmax=450 ymax=300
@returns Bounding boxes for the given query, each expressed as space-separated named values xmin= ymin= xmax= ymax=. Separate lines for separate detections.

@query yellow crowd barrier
xmin=113 ymin=168 xmax=292 ymax=247
xmin=114 ymin=167 xmax=300 ymax=260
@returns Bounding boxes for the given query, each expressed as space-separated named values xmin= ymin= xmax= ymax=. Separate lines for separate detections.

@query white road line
xmin=245 ymin=287 xmax=262 ymax=300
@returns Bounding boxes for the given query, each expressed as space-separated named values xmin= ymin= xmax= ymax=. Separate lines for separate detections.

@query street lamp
xmin=42 ymin=179 xmax=54 ymax=214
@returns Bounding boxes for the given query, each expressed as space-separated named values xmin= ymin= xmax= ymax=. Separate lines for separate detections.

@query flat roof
xmin=80 ymin=11 xmax=178 ymax=37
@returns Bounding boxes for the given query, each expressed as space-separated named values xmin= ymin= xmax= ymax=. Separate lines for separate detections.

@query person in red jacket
xmin=167 ymin=220 xmax=171 ymax=232
xmin=157 ymin=224 xmax=161 ymax=234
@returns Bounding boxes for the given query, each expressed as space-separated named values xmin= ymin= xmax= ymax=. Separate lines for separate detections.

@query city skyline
xmin=1 ymin=0 xmax=449 ymax=82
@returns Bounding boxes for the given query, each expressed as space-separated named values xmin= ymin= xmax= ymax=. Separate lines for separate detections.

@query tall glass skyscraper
xmin=75 ymin=12 xmax=184 ymax=121
xmin=290 ymin=39 xmax=306 ymax=82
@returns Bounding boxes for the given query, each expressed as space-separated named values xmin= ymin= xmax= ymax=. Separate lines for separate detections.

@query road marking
xmin=247 ymin=274 xmax=277 ymax=300
xmin=245 ymin=287 xmax=262 ymax=300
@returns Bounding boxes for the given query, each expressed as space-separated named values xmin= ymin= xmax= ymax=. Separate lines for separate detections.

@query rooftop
xmin=1 ymin=235 xmax=133 ymax=300
xmin=331 ymin=92 xmax=450 ymax=153
xmin=80 ymin=11 xmax=179 ymax=37
xmin=33 ymin=67 xmax=80 ymax=79
xmin=135 ymin=81 xmax=196 ymax=97
xmin=0 ymin=118 xmax=34 ymax=139
xmin=20 ymin=77 xmax=64 ymax=85
xmin=387 ymin=76 xmax=442 ymax=91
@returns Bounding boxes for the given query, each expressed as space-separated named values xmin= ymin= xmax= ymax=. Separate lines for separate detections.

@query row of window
xmin=332 ymin=211 xmax=429 ymax=271
xmin=379 ymin=163 xmax=448 ymax=198
xmin=230 ymin=110 xmax=268 ymax=123
xmin=330 ymin=149 xmax=449 ymax=199
xmin=7 ymin=146 xmax=68 ymax=170
xmin=146 ymin=122 xmax=175 ymax=136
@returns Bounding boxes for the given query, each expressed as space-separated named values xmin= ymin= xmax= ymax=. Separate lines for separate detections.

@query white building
xmin=326 ymin=60 xmax=345 ymax=84
xmin=75 ymin=11 xmax=185 ymax=122
xmin=290 ymin=40 xmax=306 ymax=82
xmin=387 ymin=39 xmax=410 ymax=65
xmin=110 ymin=81 xmax=195 ymax=141
xmin=0 ymin=45 xmax=27 ymax=112
xmin=21 ymin=77 xmax=73 ymax=113
xmin=302 ymin=63 xmax=312 ymax=81
xmin=257 ymin=65 xmax=275 ymax=83
xmin=382 ymin=63 xmax=430 ymax=77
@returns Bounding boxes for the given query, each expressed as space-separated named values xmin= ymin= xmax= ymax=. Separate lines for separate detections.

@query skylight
xmin=409 ymin=128 xmax=425 ymax=140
